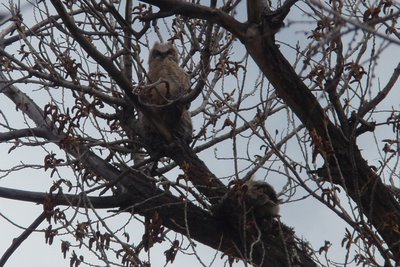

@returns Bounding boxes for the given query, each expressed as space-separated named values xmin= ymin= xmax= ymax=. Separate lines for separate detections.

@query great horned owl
xmin=215 ymin=178 xmax=280 ymax=231
xmin=139 ymin=42 xmax=193 ymax=144
xmin=243 ymin=180 xmax=280 ymax=217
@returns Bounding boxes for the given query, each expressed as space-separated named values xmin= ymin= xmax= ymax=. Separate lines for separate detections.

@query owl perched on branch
xmin=214 ymin=179 xmax=280 ymax=231
xmin=138 ymin=42 xmax=192 ymax=145
xmin=243 ymin=179 xmax=280 ymax=217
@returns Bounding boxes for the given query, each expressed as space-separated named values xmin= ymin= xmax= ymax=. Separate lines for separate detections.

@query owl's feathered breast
xmin=138 ymin=42 xmax=193 ymax=145
xmin=146 ymin=58 xmax=190 ymax=104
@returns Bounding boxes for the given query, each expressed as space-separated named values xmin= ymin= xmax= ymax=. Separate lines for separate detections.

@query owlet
xmin=139 ymin=42 xmax=193 ymax=144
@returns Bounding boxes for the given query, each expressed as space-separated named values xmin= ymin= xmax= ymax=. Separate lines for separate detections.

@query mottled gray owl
xmin=139 ymin=42 xmax=193 ymax=144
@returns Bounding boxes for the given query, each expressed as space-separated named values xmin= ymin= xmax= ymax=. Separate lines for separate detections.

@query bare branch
xmin=140 ymin=0 xmax=247 ymax=40
xmin=359 ymin=62 xmax=400 ymax=118
xmin=0 ymin=212 xmax=46 ymax=266
xmin=0 ymin=186 xmax=125 ymax=209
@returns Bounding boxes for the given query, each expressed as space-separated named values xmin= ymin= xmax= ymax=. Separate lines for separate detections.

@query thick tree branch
xmin=0 ymin=186 xmax=125 ymax=209
xmin=140 ymin=0 xmax=247 ymax=40
xmin=0 ymin=128 xmax=49 ymax=142
xmin=247 ymin=0 xmax=265 ymax=23
xmin=0 ymin=73 xmax=51 ymax=130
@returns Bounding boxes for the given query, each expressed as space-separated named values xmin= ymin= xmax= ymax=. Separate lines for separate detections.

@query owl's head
xmin=149 ymin=42 xmax=179 ymax=64
xmin=243 ymin=179 xmax=280 ymax=217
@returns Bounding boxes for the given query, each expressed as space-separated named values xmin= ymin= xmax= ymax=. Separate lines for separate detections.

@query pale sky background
xmin=0 ymin=1 xmax=399 ymax=267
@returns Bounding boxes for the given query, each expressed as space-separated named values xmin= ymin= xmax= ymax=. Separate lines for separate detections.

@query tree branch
xmin=0 ymin=212 xmax=46 ymax=266
xmin=358 ymin=62 xmax=400 ymax=118
xmin=0 ymin=186 xmax=125 ymax=209
xmin=140 ymin=0 xmax=247 ymax=40
xmin=0 ymin=128 xmax=49 ymax=142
